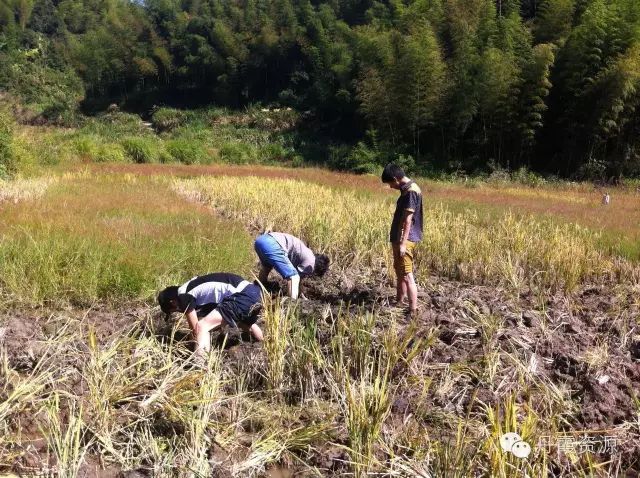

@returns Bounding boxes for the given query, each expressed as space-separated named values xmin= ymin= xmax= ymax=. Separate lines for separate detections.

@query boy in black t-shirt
xmin=157 ymin=273 xmax=264 ymax=354
xmin=381 ymin=164 xmax=424 ymax=317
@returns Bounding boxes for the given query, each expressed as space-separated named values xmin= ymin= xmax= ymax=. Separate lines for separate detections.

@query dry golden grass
xmin=91 ymin=163 xmax=640 ymax=259
xmin=1 ymin=164 xmax=637 ymax=477
xmin=0 ymin=177 xmax=56 ymax=203
xmin=429 ymin=182 xmax=640 ymax=259
xmin=174 ymin=175 xmax=639 ymax=291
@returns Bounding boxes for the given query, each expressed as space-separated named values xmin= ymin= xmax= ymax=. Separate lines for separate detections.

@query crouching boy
xmin=254 ymin=231 xmax=329 ymax=299
xmin=157 ymin=272 xmax=264 ymax=354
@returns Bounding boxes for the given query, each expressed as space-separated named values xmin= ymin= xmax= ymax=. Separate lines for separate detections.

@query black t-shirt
xmin=389 ymin=181 xmax=423 ymax=243
xmin=176 ymin=273 xmax=249 ymax=316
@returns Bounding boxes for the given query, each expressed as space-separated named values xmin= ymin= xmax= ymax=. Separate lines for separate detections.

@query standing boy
xmin=157 ymin=272 xmax=264 ymax=355
xmin=254 ymin=231 xmax=330 ymax=299
xmin=381 ymin=164 xmax=424 ymax=317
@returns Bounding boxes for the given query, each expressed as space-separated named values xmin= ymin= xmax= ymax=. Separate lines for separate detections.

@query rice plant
xmin=174 ymin=175 xmax=635 ymax=291
xmin=39 ymin=394 xmax=92 ymax=478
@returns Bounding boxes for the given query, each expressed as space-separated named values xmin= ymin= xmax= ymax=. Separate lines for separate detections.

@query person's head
xmin=381 ymin=164 xmax=406 ymax=190
xmin=157 ymin=286 xmax=179 ymax=317
xmin=314 ymin=254 xmax=330 ymax=277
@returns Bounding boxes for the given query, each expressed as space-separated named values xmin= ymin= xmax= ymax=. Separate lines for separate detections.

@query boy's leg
xmin=404 ymin=272 xmax=418 ymax=313
xmin=402 ymin=242 xmax=418 ymax=314
xmin=392 ymin=243 xmax=407 ymax=303
xmin=239 ymin=322 xmax=264 ymax=341
xmin=255 ymin=233 xmax=296 ymax=282
xmin=196 ymin=310 xmax=225 ymax=352
xmin=255 ymin=236 xmax=273 ymax=283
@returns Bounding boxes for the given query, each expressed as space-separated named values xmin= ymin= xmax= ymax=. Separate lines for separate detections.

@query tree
xmin=535 ymin=0 xmax=576 ymax=45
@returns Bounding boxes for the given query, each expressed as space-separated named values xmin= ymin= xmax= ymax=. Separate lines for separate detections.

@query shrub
xmin=166 ymin=139 xmax=209 ymax=165
xmin=219 ymin=142 xmax=255 ymax=164
xmin=345 ymin=142 xmax=380 ymax=174
xmin=85 ymin=112 xmax=150 ymax=139
xmin=394 ymin=154 xmax=416 ymax=175
xmin=260 ymin=142 xmax=292 ymax=163
xmin=151 ymin=107 xmax=187 ymax=132
xmin=73 ymin=134 xmax=105 ymax=162
xmin=0 ymin=108 xmax=16 ymax=179
xmin=290 ymin=154 xmax=305 ymax=168
xmin=511 ymin=167 xmax=546 ymax=187
xmin=95 ymin=143 xmax=127 ymax=163
xmin=121 ymin=137 xmax=161 ymax=164
xmin=248 ymin=106 xmax=300 ymax=132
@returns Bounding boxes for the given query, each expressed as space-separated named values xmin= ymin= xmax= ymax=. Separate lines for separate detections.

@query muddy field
xmin=3 ymin=270 xmax=639 ymax=476
xmin=1 ymin=165 xmax=639 ymax=477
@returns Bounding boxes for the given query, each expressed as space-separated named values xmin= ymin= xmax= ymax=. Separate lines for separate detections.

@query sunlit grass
xmin=0 ymin=172 xmax=253 ymax=305
xmin=174 ymin=175 xmax=638 ymax=291
xmin=0 ymin=177 xmax=56 ymax=203
xmin=0 ymin=162 xmax=636 ymax=476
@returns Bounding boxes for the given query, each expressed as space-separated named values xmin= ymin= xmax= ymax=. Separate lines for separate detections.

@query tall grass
xmin=0 ymin=177 xmax=56 ymax=203
xmin=262 ymin=295 xmax=292 ymax=398
xmin=0 ymin=173 xmax=253 ymax=305
xmin=174 ymin=176 xmax=636 ymax=291
xmin=40 ymin=394 xmax=92 ymax=478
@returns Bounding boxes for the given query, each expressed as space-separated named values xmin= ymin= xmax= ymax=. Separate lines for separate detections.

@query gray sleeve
xmin=296 ymin=246 xmax=316 ymax=276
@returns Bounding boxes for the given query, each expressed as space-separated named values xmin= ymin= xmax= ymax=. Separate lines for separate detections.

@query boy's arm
xmin=177 ymin=293 xmax=199 ymax=334
xmin=399 ymin=190 xmax=419 ymax=254
xmin=287 ymin=274 xmax=300 ymax=299
xmin=258 ymin=264 xmax=272 ymax=284
xmin=249 ymin=323 xmax=264 ymax=341
xmin=399 ymin=210 xmax=414 ymax=255
xmin=185 ymin=309 xmax=199 ymax=337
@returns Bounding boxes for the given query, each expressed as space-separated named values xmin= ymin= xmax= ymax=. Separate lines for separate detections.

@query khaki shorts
xmin=392 ymin=241 xmax=416 ymax=276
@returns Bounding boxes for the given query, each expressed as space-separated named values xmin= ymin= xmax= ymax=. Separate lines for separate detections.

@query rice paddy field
xmin=1 ymin=138 xmax=640 ymax=476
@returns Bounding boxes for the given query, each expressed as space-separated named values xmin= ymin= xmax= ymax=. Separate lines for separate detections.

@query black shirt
xmin=389 ymin=181 xmax=423 ymax=243
xmin=177 ymin=273 xmax=249 ymax=317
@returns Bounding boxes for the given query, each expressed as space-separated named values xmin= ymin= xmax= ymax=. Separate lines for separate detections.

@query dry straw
xmin=174 ymin=175 xmax=635 ymax=291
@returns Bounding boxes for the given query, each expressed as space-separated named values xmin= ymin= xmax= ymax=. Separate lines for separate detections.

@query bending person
xmin=157 ymin=273 xmax=264 ymax=354
xmin=254 ymin=231 xmax=330 ymax=299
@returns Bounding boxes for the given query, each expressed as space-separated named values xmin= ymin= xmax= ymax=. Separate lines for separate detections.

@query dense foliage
xmin=1 ymin=0 xmax=640 ymax=178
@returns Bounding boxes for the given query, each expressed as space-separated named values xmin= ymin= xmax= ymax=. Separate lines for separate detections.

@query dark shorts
xmin=216 ymin=284 xmax=263 ymax=328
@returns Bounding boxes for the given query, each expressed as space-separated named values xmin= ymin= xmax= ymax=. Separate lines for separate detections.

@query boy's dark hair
xmin=381 ymin=164 xmax=406 ymax=183
xmin=157 ymin=286 xmax=179 ymax=314
xmin=314 ymin=254 xmax=330 ymax=277
xmin=248 ymin=301 xmax=263 ymax=320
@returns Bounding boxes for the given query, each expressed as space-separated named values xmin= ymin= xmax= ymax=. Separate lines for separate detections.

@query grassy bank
xmin=0 ymin=171 xmax=253 ymax=305
xmin=9 ymin=106 xmax=305 ymax=174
